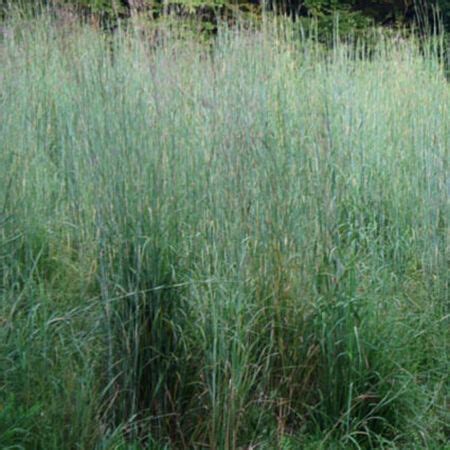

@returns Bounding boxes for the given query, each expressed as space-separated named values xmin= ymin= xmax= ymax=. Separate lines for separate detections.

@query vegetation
xmin=1 ymin=1 xmax=450 ymax=33
xmin=0 ymin=11 xmax=448 ymax=450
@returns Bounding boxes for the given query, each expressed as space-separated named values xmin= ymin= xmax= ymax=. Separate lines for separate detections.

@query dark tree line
xmin=1 ymin=0 xmax=449 ymax=32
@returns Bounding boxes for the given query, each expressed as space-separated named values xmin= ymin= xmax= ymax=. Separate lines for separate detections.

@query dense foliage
xmin=2 ymin=0 xmax=450 ymax=32
xmin=0 ymin=15 xmax=448 ymax=449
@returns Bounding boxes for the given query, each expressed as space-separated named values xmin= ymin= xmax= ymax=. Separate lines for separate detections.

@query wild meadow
xmin=0 ymin=14 xmax=448 ymax=449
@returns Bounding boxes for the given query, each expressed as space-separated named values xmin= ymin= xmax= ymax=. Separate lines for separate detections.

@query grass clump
xmin=0 ymin=14 xmax=448 ymax=449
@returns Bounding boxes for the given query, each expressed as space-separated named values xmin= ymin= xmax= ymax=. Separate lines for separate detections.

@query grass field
xmin=0 ymin=14 xmax=448 ymax=449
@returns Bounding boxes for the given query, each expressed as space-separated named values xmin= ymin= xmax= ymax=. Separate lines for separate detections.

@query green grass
xmin=0 ymin=14 xmax=448 ymax=449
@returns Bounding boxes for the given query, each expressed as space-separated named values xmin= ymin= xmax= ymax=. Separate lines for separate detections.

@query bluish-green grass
xmin=0 ymin=14 xmax=448 ymax=449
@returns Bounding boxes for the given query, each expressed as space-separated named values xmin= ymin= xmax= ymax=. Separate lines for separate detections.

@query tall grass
xmin=0 ymin=14 xmax=448 ymax=449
